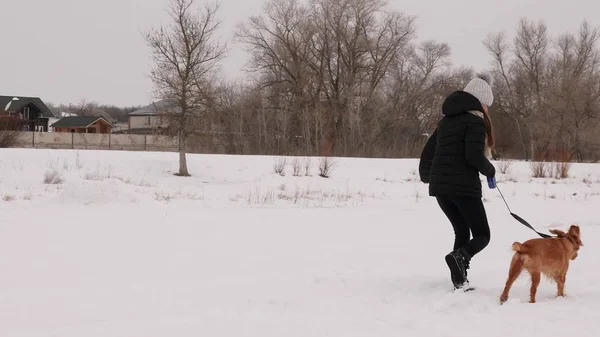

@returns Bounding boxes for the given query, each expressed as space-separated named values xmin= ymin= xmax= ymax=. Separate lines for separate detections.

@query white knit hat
xmin=464 ymin=73 xmax=494 ymax=107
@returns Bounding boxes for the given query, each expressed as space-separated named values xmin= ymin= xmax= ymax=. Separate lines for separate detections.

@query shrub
xmin=318 ymin=157 xmax=338 ymax=178
xmin=291 ymin=158 xmax=301 ymax=176
xmin=497 ymin=160 xmax=512 ymax=174
xmin=0 ymin=119 xmax=24 ymax=148
xmin=303 ymin=157 xmax=312 ymax=176
xmin=530 ymin=161 xmax=548 ymax=178
xmin=43 ymin=170 xmax=64 ymax=184
xmin=272 ymin=157 xmax=287 ymax=176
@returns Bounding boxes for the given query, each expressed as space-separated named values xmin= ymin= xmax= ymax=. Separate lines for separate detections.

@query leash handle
xmin=487 ymin=176 xmax=496 ymax=189
xmin=496 ymin=184 xmax=552 ymax=239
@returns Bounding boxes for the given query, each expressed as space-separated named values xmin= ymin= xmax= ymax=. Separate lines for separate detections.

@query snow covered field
xmin=1 ymin=148 xmax=599 ymax=336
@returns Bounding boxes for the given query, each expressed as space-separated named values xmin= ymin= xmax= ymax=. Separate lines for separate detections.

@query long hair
xmin=482 ymin=109 xmax=494 ymax=150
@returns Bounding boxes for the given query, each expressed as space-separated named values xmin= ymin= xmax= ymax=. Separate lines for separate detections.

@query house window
xmin=23 ymin=107 xmax=30 ymax=120
xmin=146 ymin=117 xmax=151 ymax=125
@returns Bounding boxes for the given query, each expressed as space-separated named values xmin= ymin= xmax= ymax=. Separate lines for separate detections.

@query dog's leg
xmin=556 ymin=273 xmax=566 ymax=298
xmin=529 ymin=271 xmax=541 ymax=303
xmin=500 ymin=254 xmax=523 ymax=304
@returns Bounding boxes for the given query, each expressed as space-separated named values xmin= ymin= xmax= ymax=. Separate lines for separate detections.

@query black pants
xmin=436 ymin=196 xmax=490 ymax=258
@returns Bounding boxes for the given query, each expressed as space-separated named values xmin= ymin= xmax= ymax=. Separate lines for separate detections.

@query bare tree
xmin=485 ymin=19 xmax=600 ymax=162
xmin=228 ymin=11 xmax=600 ymax=161
xmin=67 ymin=99 xmax=98 ymax=116
xmin=144 ymin=0 xmax=227 ymax=176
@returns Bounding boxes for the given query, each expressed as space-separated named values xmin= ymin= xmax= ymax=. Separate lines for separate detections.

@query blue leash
xmin=492 ymin=180 xmax=552 ymax=239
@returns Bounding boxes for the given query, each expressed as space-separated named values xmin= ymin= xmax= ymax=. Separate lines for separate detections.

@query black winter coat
xmin=419 ymin=91 xmax=496 ymax=198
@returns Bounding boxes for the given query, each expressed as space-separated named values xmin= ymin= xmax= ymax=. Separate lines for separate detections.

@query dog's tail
xmin=512 ymin=242 xmax=529 ymax=254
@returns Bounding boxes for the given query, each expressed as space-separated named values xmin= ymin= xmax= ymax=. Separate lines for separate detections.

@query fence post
xmin=32 ymin=131 xmax=35 ymax=148
xmin=72 ymin=133 xmax=74 ymax=149
xmin=144 ymin=135 xmax=147 ymax=151
xmin=109 ymin=133 xmax=111 ymax=150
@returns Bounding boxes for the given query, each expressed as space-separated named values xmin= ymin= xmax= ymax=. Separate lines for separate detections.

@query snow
xmin=0 ymin=148 xmax=599 ymax=336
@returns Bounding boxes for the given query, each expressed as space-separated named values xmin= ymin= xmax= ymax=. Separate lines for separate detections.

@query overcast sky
xmin=1 ymin=0 xmax=598 ymax=107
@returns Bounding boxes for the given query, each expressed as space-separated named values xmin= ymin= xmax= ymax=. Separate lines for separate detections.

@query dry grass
xmin=83 ymin=167 xmax=102 ymax=181
xmin=83 ymin=165 xmax=116 ymax=181
xmin=154 ymin=189 xmax=202 ymax=203
xmin=62 ymin=158 xmax=71 ymax=171
xmin=114 ymin=175 xmax=153 ymax=187
xmin=245 ymin=185 xmax=275 ymax=206
xmin=231 ymin=182 xmax=373 ymax=207
xmin=46 ymin=157 xmax=60 ymax=170
xmin=3 ymin=194 xmax=15 ymax=202
xmin=291 ymin=158 xmax=302 ymax=176
xmin=154 ymin=190 xmax=174 ymax=203
xmin=376 ymin=175 xmax=393 ymax=183
xmin=43 ymin=170 xmax=64 ymax=184
xmin=23 ymin=190 xmax=33 ymax=200
xmin=303 ymin=157 xmax=312 ymax=176
xmin=413 ymin=188 xmax=421 ymax=203
xmin=75 ymin=152 xmax=84 ymax=169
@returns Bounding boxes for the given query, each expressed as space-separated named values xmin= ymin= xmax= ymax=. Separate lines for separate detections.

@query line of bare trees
xmin=485 ymin=19 xmax=600 ymax=162
xmin=144 ymin=0 xmax=600 ymax=175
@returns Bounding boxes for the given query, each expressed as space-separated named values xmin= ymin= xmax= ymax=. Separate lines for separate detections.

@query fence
xmin=11 ymin=131 xmax=181 ymax=152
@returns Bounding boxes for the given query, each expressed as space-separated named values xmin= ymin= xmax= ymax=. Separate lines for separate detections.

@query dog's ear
xmin=569 ymin=225 xmax=584 ymax=246
xmin=549 ymin=229 xmax=567 ymax=237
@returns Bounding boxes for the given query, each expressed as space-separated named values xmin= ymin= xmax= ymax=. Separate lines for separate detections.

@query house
xmin=51 ymin=116 xmax=113 ymax=133
xmin=127 ymin=99 xmax=175 ymax=133
xmin=0 ymin=96 xmax=56 ymax=131
xmin=48 ymin=112 xmax=77 ymax=132
xmin=88 ymin=108 xmax=118 ymax=125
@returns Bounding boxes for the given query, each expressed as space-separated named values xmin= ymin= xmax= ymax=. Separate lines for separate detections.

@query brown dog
xmin=499 ymin=225 xmax=583 ymax=304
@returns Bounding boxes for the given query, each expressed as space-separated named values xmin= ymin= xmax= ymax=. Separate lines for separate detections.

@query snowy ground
xmin=1 ymin=148 xmax=599 ymax=336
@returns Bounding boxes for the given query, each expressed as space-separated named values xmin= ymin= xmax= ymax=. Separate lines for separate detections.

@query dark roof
xmin=0 ymin=96 xmax=56 ymax=118
xmin=89 ymin=108 xmax=117 ymax=123
xmin=50 ymin=116 xmax=110 ymax=128
xmin=129 ymin=99 xmax=179 ymax=116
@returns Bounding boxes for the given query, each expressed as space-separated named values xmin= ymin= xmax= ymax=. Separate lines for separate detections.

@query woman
xmin=418 ymin=73 xmax=496 ymax=290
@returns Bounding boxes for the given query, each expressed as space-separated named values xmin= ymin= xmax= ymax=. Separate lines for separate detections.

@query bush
xmin=272 ymin=157 xmax=287 ymax=176
xmin=318 ymin=157 xmax=338 ymax=178
xmin=497 ymin=160 xmax=512 ymax=174
xmin=43 ymin=170 xmax=64 ymax=184
xmin=0 ymin=130 xmax=19 ymax=148
xmin=530 ymin=161 xmax=549 ymax=178
xmin=552 ymin=148 xmax=571 ymax=179
xmin=291 ymin=158 xmax=301 ymax=176
xmin=0 ymin=119 xmax=27 ymax=148
xmin=303 ymin=157 xmax=312 ymax=176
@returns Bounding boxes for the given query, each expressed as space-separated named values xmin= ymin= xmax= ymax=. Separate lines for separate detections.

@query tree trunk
xmin=515 ymin=117 xmax=528 ymax=160
xmin=321 ymin=118 xmax=336 ymax=157
xmin=178 ymin=132 xmax=190 ymax=176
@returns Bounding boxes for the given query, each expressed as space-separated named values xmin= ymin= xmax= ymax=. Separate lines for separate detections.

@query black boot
xmin=445 ymin=248 xmax=471 ymax=289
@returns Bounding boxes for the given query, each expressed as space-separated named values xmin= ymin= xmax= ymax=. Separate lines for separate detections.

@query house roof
xmin=89 ymin=108 xmax=117 ymax=123
xmin=0 ymin=96 xmax=56 ymax=118
xmin=129 ymin=99 xmax=179 ymax=116
xmin=50 ymin=116 xmax=111 ymax=128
